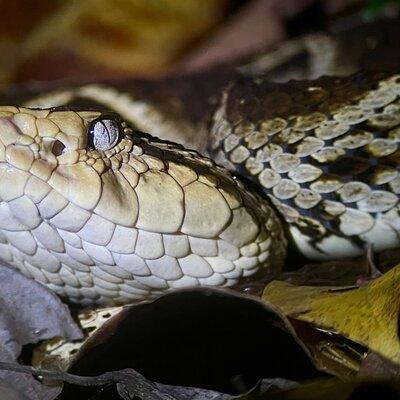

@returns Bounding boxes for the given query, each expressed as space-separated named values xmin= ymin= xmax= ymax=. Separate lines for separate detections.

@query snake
xmin=0 ymin=68 xmax=399 ymax=306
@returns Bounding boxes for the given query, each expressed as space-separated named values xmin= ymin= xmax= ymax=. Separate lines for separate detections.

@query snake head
xmin=0 ymin=106 xmax=286 ymax=306
xmin=0 ymin=108 xmax=141 ymax=218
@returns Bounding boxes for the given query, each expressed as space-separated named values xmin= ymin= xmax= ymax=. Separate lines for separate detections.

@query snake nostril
xmin=52 ymin=140 xmax=66 ymax=156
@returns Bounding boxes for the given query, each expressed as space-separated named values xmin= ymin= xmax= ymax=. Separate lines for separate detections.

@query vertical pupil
xmin=89 ymin=118 xmax=120 ymax=150
xmin=95 ymin=123 xmax=108 ymax=146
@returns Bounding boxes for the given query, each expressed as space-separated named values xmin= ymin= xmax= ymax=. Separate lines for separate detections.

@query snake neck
xmin=208 ymin=71 xmax=400 ymax=259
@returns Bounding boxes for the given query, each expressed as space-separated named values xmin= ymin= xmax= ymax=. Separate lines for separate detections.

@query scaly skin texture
xmin=209 ymin=72 xmax=400 ymax=259
xmin=0 ymin=107 xmax=285 ymax=306
xmin=0 ymin=71 xmax=399 ymax=305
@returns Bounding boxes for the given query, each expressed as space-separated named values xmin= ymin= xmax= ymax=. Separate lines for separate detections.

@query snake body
xmin=0 ymin=70 xmax=399 ymax=306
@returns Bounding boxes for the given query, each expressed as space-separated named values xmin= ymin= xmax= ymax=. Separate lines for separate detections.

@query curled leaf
xmin=59 ymin=288 xmax=321 ymax=398
xmin=263 ymin=264 xmax=400 ymax=366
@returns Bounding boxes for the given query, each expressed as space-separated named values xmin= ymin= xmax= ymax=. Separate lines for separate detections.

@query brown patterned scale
xmin=209 ymin=72 xmax=400 ymax=259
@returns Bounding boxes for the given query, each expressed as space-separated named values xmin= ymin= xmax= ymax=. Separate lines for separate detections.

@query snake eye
xmin=88 ymin=116 xmax=121 ymax=151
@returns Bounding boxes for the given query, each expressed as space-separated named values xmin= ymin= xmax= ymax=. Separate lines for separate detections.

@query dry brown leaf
xmin=60 ymin=288 xmax=321 ymax=398
xmin=262 ymin=264 xmax=400 ymax=365
xmin=61 ymin=0 xmax=229 ymax=74
xmin=261 ymin=376 xmax=400 ymax=400
xmin=0 ymin=0 xmax=230 ymax=82
xmin=358 ymin=351 xmax=400 ymax=380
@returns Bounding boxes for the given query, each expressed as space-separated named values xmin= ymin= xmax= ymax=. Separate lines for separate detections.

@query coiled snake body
xmin=0 ymin=70 xmax=399 ymax=305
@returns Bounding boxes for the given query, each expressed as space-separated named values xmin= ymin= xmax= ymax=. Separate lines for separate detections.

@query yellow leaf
xmin=262 ymin=265 xmax=400 ymax=364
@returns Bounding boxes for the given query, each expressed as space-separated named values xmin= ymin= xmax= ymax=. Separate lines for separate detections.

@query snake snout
xmin=0 ymin=116 xmax=36 ymax=169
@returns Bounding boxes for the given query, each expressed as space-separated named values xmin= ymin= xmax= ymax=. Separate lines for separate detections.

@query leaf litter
xmin=263 ymin=264 xmax=400 ymax=366
xmin=0 ymin=264 xmax=82 ymax=399
xmin=1 ymin=249 xmax=400 ymax=399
